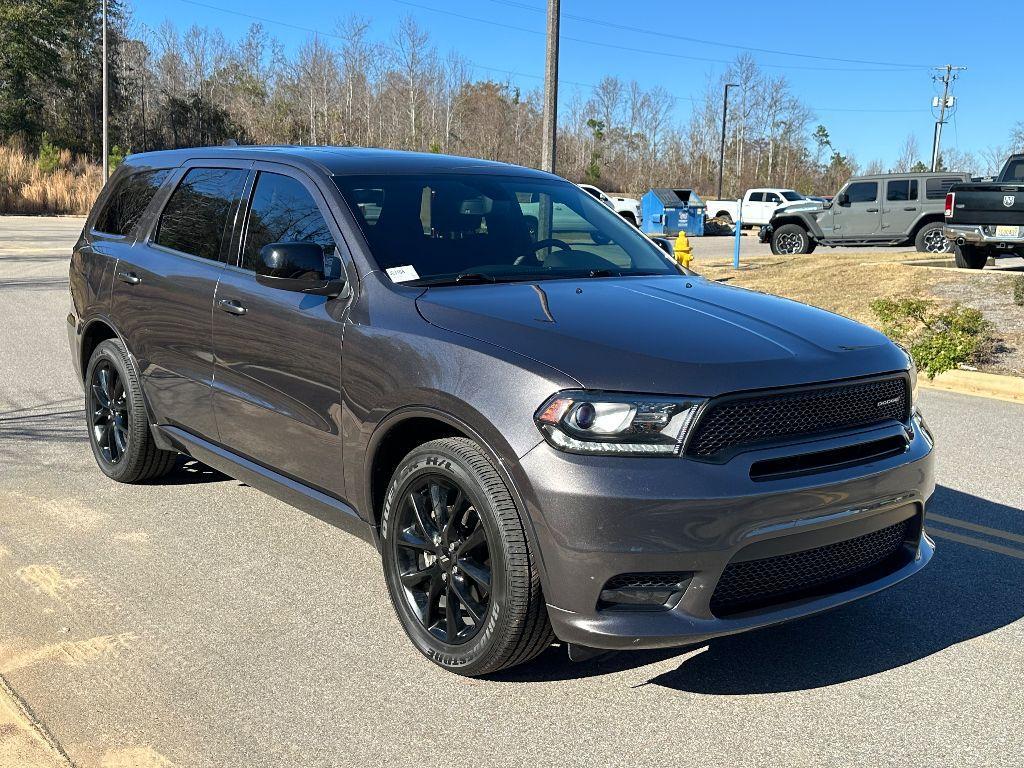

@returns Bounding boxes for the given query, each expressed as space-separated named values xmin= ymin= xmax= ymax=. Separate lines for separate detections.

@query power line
xmin=164 ymin=0 xmax=930 ymax=116
xmin=486 ymin=0 xmax=932 ymax=70
xmin=389 ymin=0 xmax=927 ymax=73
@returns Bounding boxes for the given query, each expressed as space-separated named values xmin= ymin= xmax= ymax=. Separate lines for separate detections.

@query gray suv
xmin=68 ymin=146 xmax=935 ymax=676
xmin=761 ymin=172 xmax=969 ymax=255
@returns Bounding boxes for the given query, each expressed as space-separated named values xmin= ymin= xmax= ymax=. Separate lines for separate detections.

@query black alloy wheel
xmin=392 ymin=474 xmax=492 ymax=645
xmin=84 ymin=339 xmax=178 ymax=483
xmin=381 ymin=437 xmax=553 ymax=676
xmin=89 ymin=360 xmax=130 ymax=464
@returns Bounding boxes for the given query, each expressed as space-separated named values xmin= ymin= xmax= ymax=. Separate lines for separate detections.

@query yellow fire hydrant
xmin=674 ymin=231 xmax=693 ymax=269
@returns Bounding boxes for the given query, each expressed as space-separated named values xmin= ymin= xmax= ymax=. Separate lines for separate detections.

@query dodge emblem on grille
xmin=877 ymin=397 xmax=901 ymax=408
xmin=1004 ymin=195 xmax=1016 ymax=207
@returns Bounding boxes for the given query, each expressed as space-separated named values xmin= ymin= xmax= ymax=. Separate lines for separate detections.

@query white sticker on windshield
xmin=386 ymin=265 xmax=420 ymax=283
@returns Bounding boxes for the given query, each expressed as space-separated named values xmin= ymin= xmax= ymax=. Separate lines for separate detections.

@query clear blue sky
xmin=137 ymin=0 xmax=1023 ymax=170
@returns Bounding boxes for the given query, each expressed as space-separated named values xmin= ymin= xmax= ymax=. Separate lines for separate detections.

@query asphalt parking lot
xmin=1 ymin=215 xmax=1022 ymax=767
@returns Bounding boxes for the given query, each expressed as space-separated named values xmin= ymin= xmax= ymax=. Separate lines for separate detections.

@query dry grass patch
xmin=0 ymin=142 xmax=102 ymax=215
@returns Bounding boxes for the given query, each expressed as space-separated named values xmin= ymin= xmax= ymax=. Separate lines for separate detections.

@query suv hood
xmin=776 ymin=200 xmax=825 ymax=215
xmin=416 ymin=276 xmax=905 ymax=396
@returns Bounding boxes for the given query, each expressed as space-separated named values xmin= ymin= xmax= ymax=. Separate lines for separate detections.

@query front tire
xmin=381 ymin=437 xmax=553 ymax=676
xmin=771 ymin=223 xmax=813 ymax=255
xmin=915 ymin=222 xmax=951 ymax=254
xmin=85 ymin=339 xmax=177 ymax=483
xmin=954 ymin=243 xmax=988 ymax=269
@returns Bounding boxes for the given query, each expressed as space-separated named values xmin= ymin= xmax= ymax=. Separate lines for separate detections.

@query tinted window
xmin=748 ymin=192 xmax=764 ymax=202
xmin=925 ymin=177 xmax=962 ymax=199
xmin=886 ymin=179 xmax=919 ymax=201
xmin=582 ymin=186 xmax=601 ymax=199
xmin=782 ymin=191 xmax=804 ymax=201
xmin=155 ymin=168 xmax=246 ymax=261
xmin=93 ymin=169 xmax=171 ymax=236
xmin=846 ymin=182 xmax=878 ymax=203
xmin=241 ymin=172 xmax=337 ymax=273
xmin=333 ymin=174 xmax=676 ymax=284
xmin=1000 ymin=159 xmax=1024 ymax=182
xmin=765 ymin=193 xmax=781 ymax=204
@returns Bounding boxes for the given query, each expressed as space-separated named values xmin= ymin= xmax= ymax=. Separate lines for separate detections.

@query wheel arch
xmin=80 ymin=316 xmax=125 ymax=382
xmin=363 ymin=407 xmax=549 ymax=583
xmin=771 ymin=214 xmax=817 ymax=239
xmin=909 ymin=213 xmax=945 ymax=239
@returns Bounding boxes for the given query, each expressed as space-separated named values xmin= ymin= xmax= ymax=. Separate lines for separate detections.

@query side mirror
xmin=836 ymin=192 xmax=850 ymax=206
xmin=649 ymin=236 xmax=674 ymax=255
xmin=256 ymin=242 xmax=346 ymax=297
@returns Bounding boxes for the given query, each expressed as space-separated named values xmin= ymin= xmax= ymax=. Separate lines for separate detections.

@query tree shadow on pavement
xmin=491 ymin=486 xmax=1024 ymax=688
xmin=646 ymin=485 xmax=1024 ymax=694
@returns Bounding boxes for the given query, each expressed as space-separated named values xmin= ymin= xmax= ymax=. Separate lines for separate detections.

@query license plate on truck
xmin=995 ymin=225 xmax=1022 ymax=238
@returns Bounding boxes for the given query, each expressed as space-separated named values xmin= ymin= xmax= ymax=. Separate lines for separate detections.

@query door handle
xmin=116 ymin=270 xmax=141 ymax=285
xmin=903 ymin=206 xmax=918 ymax=211
xmin=866 ymin=207 xmax=879 ymax=212
xmin=217 ymin=298 xmax=247 ymax=316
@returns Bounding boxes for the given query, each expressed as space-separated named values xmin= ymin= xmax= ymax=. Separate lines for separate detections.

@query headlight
xmin=535 ymin=391 xmax=704 ymax=456
xmin=909 ymin=359 xmax=919 ymax=410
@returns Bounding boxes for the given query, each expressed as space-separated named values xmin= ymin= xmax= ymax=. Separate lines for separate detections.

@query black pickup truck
xmin=944 ymin=154 xmax=1024 ymax=268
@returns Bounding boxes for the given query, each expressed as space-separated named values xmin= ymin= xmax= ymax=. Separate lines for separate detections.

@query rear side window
xmin=846 ymin=182 xmax=878 ymax=203
xmin=925 ymin=177 xmax=962 ymax=199
xmin=1001 ymin=159 xmax=1024 ymax=182
xmin=886 ymin=179 xmax=919 ymax=201
xmin=93 ymin=169 xmax=171 ymax=236
xmin=241 ymin=172 xmax=337 ymax=272
xmin=155 ymin=168 xmax=247 ymax=261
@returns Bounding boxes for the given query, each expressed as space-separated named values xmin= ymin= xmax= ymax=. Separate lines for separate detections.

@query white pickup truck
xmin=705 ymin=188 xmax=808 ymax=227
xmin=578 ymin=183 xmax=642 ymax=226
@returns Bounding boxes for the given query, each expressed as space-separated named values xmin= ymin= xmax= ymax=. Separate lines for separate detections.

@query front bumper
xmin=944 ymin=223 xmax=1024 ymax=248
xmin=517 ymin=415 xmax=935 ymax=651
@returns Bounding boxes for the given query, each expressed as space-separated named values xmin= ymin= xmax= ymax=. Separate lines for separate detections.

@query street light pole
xmin=102 ymin=0 xmax=109 ymax=181
xmin=717 ymin=83 xmax=737 ymax=200
xmin=540 ymin=0 xmax=560 ymax=173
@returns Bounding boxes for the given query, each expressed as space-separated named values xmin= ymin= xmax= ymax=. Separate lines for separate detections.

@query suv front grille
xmin=709 ymin=519 xmax=913 ymax=616
xmin=686 ymin=376 xmax=909 ymax=459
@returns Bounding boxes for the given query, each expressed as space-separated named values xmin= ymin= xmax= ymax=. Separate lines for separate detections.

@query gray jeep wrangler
xmin=759 ymin=172 xmax=969 ymax=255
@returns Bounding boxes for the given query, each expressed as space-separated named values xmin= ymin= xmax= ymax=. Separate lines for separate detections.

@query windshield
xmin=781 ymin=190 xmax=805 ymax=201
xmin=332 ymin=173 xmax=677 ymax=285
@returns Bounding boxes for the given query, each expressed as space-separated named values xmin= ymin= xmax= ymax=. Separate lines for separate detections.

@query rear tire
xmin=915 ymin=222 xmax=951 ymax=254
xmin=954 ymin=243 xmax=988 ymax=269
xmin=619 ymin=211 xmax=637 ymax=227
xmin=715 ymin=211 xmax=733 ymax=224
xmin=770 ymin=223 xmax=813 ymax=255
xmin=380 ymin=437 xmax=553 ymax=676
xmin=85 ymin=339 xmax=178 ymax=483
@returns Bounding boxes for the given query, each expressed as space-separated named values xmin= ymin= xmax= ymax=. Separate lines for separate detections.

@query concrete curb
xmin=920 ymin=368 xmax=1024 ymax=404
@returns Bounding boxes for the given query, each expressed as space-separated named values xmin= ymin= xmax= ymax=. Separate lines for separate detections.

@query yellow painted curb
xmin=920 ymin=369 xmax=1024 ymax=404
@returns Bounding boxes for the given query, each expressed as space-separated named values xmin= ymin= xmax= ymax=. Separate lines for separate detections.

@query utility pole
xmin=717 ymin=83 xmax=737 ymax=199
xmin=930 ymin=64 xmax=966 ymax=172
xmin=102 ymin=0 xmax=109 ymax=181
xmin=540 ymin=0 xmax=559 ymax=173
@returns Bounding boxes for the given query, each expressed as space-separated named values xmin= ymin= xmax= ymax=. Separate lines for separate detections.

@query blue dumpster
xmin=641 ymin=189 xmax=706 ymax=237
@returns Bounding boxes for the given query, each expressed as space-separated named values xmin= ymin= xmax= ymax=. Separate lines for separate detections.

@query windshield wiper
xmin=454 ymin=272 xmax=496 ymax=284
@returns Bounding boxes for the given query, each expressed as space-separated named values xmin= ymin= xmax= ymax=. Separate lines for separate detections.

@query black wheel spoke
xmin=445 ymin=586 xmax=462 ymax=639
xmin=91 ymin=383 xmax=110 ymax=409
xmin=397 ymin=525 xmax=433 ymax=552
xmin=457 ymin=558 xmax=491 ymax=595
xmin=429 ymin=481 xmax=450 ymax=531
xmin=458 ymin=521 xmax=486 ymax=556
xmin=400 ymin=563 xmax=439 ymax=588
xmin=451 ymin=576 xmax=485 ymax=623
xmin=424 ymin=571 xmax=444 ymax=629
xmin=409 ymin=491 xmax=438 ymax=542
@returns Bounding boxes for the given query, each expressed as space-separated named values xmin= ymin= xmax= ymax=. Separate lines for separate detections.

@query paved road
xmin=1 ymin=216 xmax=1022 ymax=767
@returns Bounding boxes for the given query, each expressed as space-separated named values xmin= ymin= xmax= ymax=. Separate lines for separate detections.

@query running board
xmin=156 ymin=425 xmax=376 ymax=547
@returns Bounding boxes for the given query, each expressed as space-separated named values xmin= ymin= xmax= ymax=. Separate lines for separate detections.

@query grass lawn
xmin=694 ymin=251 xmax=1024 ymax=378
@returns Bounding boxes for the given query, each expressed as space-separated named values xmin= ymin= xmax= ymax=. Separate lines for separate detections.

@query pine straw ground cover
xmin=696 ymin=251 xmax=1024 ymax=377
